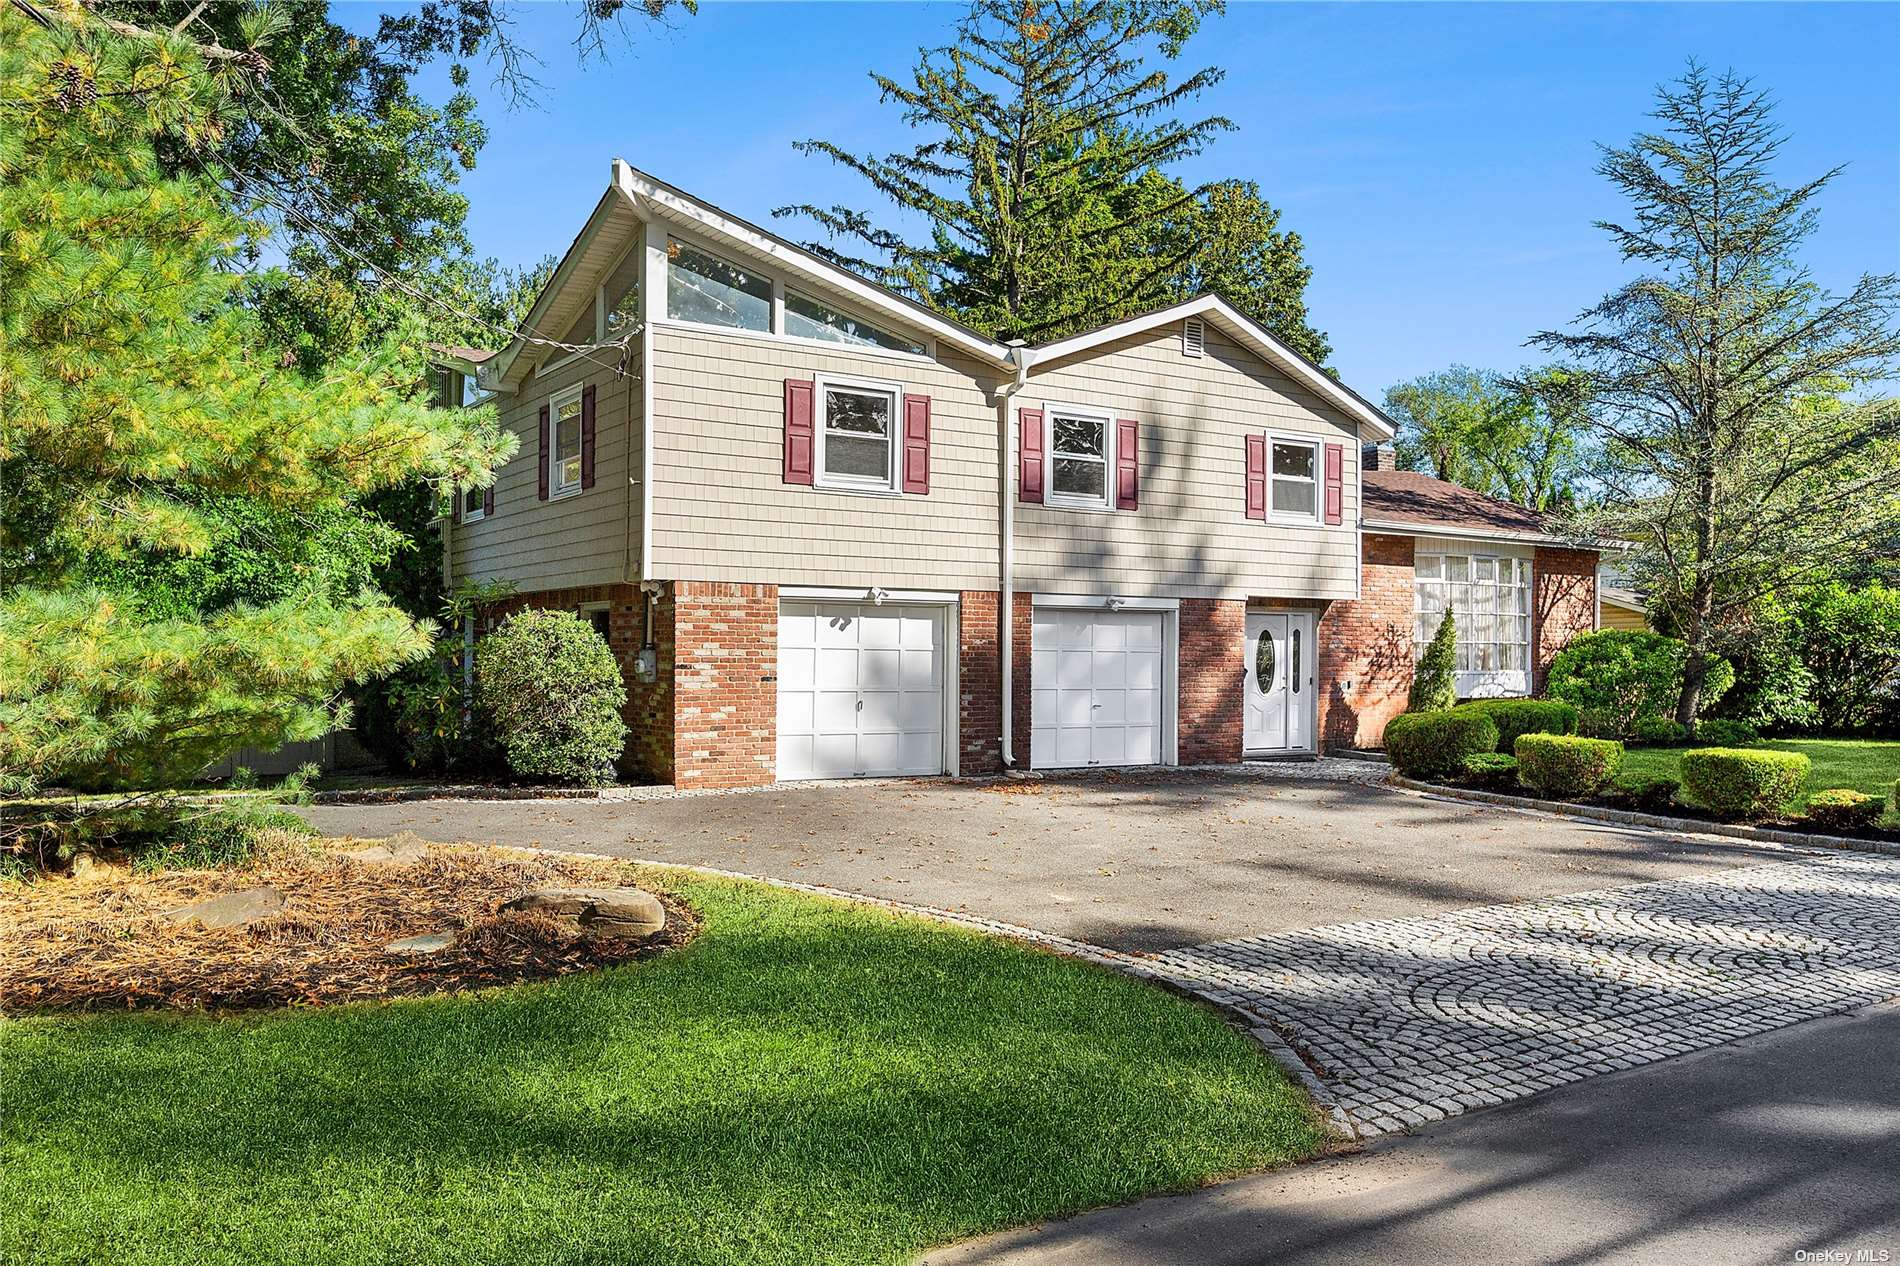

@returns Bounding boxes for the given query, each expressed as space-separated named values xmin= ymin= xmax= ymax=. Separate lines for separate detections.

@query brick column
xmin=671 ymin=581 xmax=778 ymax=789
xmin=958 ymin=591 xmax=1003 ymax=775
xmin=1315 ymin=534 xmax=1417 ymax=748
xmin=1010 ymin=591 xmax=1033 ymax=768
xmin=1532 ymin=547 xmax=1598 ymax=692
xmin=1178 ymin=598 xmax=1245 ymax=765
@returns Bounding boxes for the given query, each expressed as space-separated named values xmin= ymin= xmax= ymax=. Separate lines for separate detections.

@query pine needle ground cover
xmin=0 ymin=870 xmax=1321 ymax=1266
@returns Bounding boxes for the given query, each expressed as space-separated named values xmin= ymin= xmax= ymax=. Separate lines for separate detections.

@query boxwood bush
xmin=1384 ymin=710 xmax=1500 ymax=780
xmin=1514 ymin=734 xmax=1624 ymax=798
xmin=1460 ymin=751 xmax=1519 ymax=790
xmin=1678 ymin=748 xmax=1810 ymax=820
xmin=1804 ymin=788 xmax=1883 ymax=834
xmin=1629 ymin=716 xmax=1688 ymax=747
xmin=475 ymin=609 xmax=629 ymax=785
xmin=1451 ymin=699 xmax=1580 ymax=750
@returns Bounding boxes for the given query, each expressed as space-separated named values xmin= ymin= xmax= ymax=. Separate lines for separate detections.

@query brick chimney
xmin=1362 ymin=441 xmax=1397 ymax=471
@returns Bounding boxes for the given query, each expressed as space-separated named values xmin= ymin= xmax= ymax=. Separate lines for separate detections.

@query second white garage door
xmin=777 ymin=601 xmax=946 ymax=780
xmin=1030 ymin=608 xmax=1167 ymax=769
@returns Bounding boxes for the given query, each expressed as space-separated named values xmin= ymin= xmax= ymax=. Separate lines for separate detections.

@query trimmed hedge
xmin=1451 ymin=699 xmax=1580 ymax=750
xmin=1679 ymin=748 xmax=1810 ymax=820
xmin=1514 ymin=733 xmax=1624 ymax=798
xmin=1384 ymin=710 xmax=1500 ymax=779
xmin=1630 ymin=716 xmax=1688 ymax=747
xmin=1461 ymin=752 xmax=1519 ymax=789
xmin=1608 ymin=774 xmax=1681 ymax=814
xmin=1805 ymin=788 xmax=1883 ymax=834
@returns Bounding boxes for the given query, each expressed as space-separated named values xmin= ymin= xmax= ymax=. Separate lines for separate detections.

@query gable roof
xmin=1361 ymin=469 xmax=1569 ymax=543
xmin=1025 ymin=295 xmax=1397 ymax=440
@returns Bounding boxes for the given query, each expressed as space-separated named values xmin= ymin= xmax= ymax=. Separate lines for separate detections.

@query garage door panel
xmin=1127 ymin=619 xmax=1161 ymax=650
xmin=1127 ymin=688 xmax=1159 ymax=725
xmin=1126 ymin=726 xmax=1159 ymax=763
xmin=1094 ymin=689 xmax=1126 ymax=724
xmin=861 ymin=648 xmax=903 ymax=689
xmin=900 ymin=649 xmax=936 ymax=688
xmin=817 ymin=647 xmax=860 ymax=689
xmin=1057 ymin=726 xmax=1091 ymax=765
xmin=899 ymin=690 xmax=938 ymax=728
xmin=814 ymin=691 xmax=858 ymax=730
xmin=1056 ymin=688 xmax=1092 ymax=726
xmin=814 ymin=733 xmax=856 ymax=775
xmin=1057 ymin=652 xmax=1091 ymax=689
xmin=1092 ymin=727 xmax=1127 ymax=766
xmin=1128 ymin=651 xmax=1160 ymax=690
xmin=777 ymin=600 xmax=946 ymax=782
xmin=1092 ymin=651 xmax=1126 ymax=686
xmin=1030 ymin=608 xmax=1169 ymax=770
xmin=780 ymin=610 xmax=816 ymax=646
xmin=860 ymin=691 xmax=900 ymax=729
xmin=898 ymin=731 xmax=938 ymax=772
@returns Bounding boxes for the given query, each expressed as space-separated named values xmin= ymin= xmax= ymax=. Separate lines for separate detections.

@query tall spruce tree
xmin=1533 ymin=65 xmax=1900 ymax=725
xmin=0 ymin=6 xmax=513 ymax=792
xmin=778 ymin=0 xmax=1238 ymax=341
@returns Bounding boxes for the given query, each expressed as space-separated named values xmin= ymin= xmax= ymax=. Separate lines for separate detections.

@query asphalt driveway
xmin=301 ymin=769 xmax=1788 ymax=952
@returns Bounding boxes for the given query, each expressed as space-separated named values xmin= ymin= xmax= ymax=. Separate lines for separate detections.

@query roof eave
xmin=1359 ymin=518 xmax=1600 ymax=549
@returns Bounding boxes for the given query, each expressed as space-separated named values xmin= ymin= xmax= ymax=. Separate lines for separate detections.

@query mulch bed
xmin=0 ymin=837 xmax=698 ymax=1013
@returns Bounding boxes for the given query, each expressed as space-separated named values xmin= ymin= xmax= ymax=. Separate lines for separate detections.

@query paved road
xmin=302 ymin=768 xmax=1786 ymax=952
xmin=925 ymin=1001 xmax=1900 ymax=1266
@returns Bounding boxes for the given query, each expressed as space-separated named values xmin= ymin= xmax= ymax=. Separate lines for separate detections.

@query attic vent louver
xmin=1182 ymin=316 xmax=1205 ymax=359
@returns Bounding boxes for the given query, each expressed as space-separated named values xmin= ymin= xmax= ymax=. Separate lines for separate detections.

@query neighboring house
xmin=433 ymin=161 xmax=1604 ymax=787
xmin=1597 ymin=561 xmax=1652 ymax=632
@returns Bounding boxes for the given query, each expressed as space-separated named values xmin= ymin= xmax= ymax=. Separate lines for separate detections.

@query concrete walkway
xmin=925 ymin=1001 xmax=1900 ymax=1266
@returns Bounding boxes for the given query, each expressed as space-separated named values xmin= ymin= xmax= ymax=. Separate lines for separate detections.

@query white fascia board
xmin=1031 ymin=592 xmax=1182 ymax=611
xmin=1360 ymin=518 xmax=1590 ymax=548
xmin=614 ymin=162 xmax=1012 ymax=369
xmin=1028 ymin=295 xmax=1398 ymax=440
xmin=780 ymin=586 xmax=961 ymax=605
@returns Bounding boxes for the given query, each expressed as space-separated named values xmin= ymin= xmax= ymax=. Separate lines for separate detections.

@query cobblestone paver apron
xmin=1143 ymin=851 xmax=1900 ymax=1137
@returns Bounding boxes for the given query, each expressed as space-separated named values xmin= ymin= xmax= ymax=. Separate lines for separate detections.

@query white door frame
xmin=1030 ymin=594 xmax=1179 ymax=768
xmin=1243 ymin=609 xmax=1317 ymax=755
xmin=777 ymin=587 xmax=961 ymax=779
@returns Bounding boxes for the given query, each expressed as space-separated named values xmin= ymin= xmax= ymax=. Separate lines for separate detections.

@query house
xmin=433 ymin=160 xmax=1604 ymax=787
xmin=1597 ymin=562 xmax=1652 ymax=632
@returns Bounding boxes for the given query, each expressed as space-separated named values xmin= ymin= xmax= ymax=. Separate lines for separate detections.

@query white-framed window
xmin=577 ymin=601 xmax=612 ymax=643
xmin=549 ymin=386 xmax=584 ymax=496
xmin=1416 ymin=549 xmax=1534 ymax=690
xmin=815 ymin=376 xmax=900 ymax=492
xmin=540 ymin=243 xmax=643 ymax=376
xmin=460 ymin=485 xmax=486 ymax=523
xmin=1046 ymin=405 xmax=1115 ymax=509
xmin=666 ymin=237 xmax=771 ymax=332
xmin=785 ymin=289 xmax=925 ymax=355
xmin=1269 ymin=436 xmax=1320 ymax=520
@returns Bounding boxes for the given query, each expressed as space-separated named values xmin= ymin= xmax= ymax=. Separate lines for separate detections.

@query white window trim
xmin=1265 ymin=432 xmax=1323 ymax=525
xmin=547 ymin=384 xmax=585 ymax=499
xmin=459 ymin=485 xmax=486 ymax=524
xmin=1043 ymin=402 xmax=1117 ymax=512
xmin=1415 ymin=545 xmax=1535 ymax=697
xmin=813 ymin=373 xmax=904 ymax=496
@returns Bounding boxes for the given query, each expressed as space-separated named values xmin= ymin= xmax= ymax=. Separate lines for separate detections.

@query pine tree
xmin=1409 ymin=609 xmax=1458 ymax=713
xmin=0 ymin=7 xmax=513 ymax=793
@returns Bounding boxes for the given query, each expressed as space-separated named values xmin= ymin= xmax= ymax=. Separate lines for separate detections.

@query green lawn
xmin=0 ymin=873 xmax=1320 ymax=1266
xmin=1620 ymin=737 xmax=1900 ymax=819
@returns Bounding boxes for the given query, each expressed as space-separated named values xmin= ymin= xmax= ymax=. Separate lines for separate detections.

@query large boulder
xmin=161 ymin=887 xmax=285 ymax=929
xmin=500 ymin=886 xmax=666 ymax=940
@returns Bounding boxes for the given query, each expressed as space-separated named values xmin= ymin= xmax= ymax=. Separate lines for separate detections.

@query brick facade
xmin=671 ymin=581 xmax=778 ymax=789
xmin=1315 ymin=534 xmax=1417 ymax=748
xmin=1532 ymin=546 xmax=1598 ymax=691
xmin=1178 ymin=598 xmax=1246 ymax=765
xmin=958 ymin=590 xmax=1003 ymax=775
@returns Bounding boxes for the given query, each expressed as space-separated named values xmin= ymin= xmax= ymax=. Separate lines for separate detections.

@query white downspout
xmin=998 ymin=342 xmax=1032 ymax=768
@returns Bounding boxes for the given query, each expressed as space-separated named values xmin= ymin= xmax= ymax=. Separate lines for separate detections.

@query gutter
xmin=997 ymin=344 xmax=1032 ymax=767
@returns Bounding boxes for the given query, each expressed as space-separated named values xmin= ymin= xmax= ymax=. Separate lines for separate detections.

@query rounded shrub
xmin=1384 ymin=710 xmax=1500 ymax=780
xmin=475 ymin=609 xmax=629 ymax=786
xmin=1546 ymin=630 xmax=1732 ymax=739
xmin=1451 ymin=699 xmax=1580 ymax=750
xmin=1461 ymin=752 xmax=1519 ymax=789
xmin=1629 ymin=716 xmax=1688 ymax=747
xmin=1513 ymin=733 xmax=1624 ymax=799
xmin=1679 ymin=748 xmax=1809 ymax=820
xmin=1804 ymin=788 xmax=1883 ymax=835
xmin=1691 ymin=717 xmax=1758 ymax=747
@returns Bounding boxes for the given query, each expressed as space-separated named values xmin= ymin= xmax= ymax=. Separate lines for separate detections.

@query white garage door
xmin=777 ymin=601 xmax=946 ymax=780
xmin=1030 ymin=608 xmax=1166 ymax=769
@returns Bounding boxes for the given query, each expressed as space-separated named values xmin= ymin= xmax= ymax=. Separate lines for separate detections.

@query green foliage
xmin=1534 ymin=66 xmax=1900 ymax=724
xmin=133 ymin=803 xmax=317 ymax=873
xmin=1460 ymin=752 xmax=1519 ymax=789
xmin=1803 ymin=788 xmax=1883 ymax=834
xmin=1546 ymin=630 xmax=1731 ymax=738
xmin=1383 ymin=365 xmax=1592 ymax=511
xmin=1798 ymin=582 xmax=1900 ymax=733
xmin=1383 ymin=709 xmax=1500 ymax=780
xmin=1514 ymin=734 xmax=1625 ymax=798
xmin=1608 ymin=774 xmax=1682 ymax=814
xmin=1630 ymin=716 xmax=1689 ymax=746
xmin=475 ymin=610 xmax=628 ymax=785
xmin=1451 ymin=698 xmax=1580 ymax=749
xmin=1692 ymin=718 xmax=1758 ymax=747
xmin=1706 ymin=592 xmax=1820 ymax=732
xmin=1679 ymin=748 xmax=1810 ymax=819
xmin=0 ymin=11 xmax=514 ymax=795
xmin=1408 ymin=608 xmax=1458 ymax=712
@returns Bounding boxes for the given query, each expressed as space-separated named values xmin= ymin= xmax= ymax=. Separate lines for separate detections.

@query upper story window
xmin=551 ymin=387 xmax=584 ymax=496
xmin=460 ymin=485 xmax=486 ymax=522
xmin=816 ymin=378 xmax=898 ymax=491
xmin=1270 ymin=438 xmax=1319 ymax=519
xmin=785 ymin=290 xmax=925 ymax=356
xmin=666 ymin=239 xmax=770 ymax=332
xmin=1048 ymin=409 xmax=1113 ymax=509
xmin=1416 ymin=551 xmax=1533 ymax=681
xmin=602 ymin=247 xmax=641 ymax=341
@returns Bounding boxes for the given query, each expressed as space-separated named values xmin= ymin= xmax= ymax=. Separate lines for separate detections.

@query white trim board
xmin=1031 ymin=593 xmax=1181 ymax=612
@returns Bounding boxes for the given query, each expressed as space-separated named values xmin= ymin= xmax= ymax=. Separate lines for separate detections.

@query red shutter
xmin=1115 ymin=419 xmax=1139 ymax=511
xmin=1244 ymin=434 xmax=1266 ymax=520
xmin=783 ymin=378 xmax=815 ymax=485
xmin=901 ymin=394 xmax=931 ymax=495
xmin=580 ymin=383 xmax=597 ymax=490
xmin=1018 ymin=407 xmax=1044 ymax=504
xmin=1324 ymin=441 xmax=1344 ymax=525
xmin=483 ymin=483 xmax=495 ymax=518
xmin=452 ymin=484 xmax=463 ymax=523
xmin=537 ymin=405 xmax=550 ymax=501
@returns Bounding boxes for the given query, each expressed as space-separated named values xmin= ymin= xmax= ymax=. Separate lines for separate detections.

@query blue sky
xmin=346 ymin=2 xmax=1900 ymax=397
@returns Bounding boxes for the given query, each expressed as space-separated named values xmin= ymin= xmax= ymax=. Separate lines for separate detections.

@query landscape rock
xmin=161 ymin=887 xmax=286 ymax=929
xmin=342 ymin=833 xmax=434 ymax=866
xmin=500 ymin=886 xmax=666 ymax=940
xmin=384 ymin=932 xmax=457 ymax=956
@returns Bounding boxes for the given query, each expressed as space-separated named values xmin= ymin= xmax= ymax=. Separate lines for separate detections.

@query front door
xmin=1243 ymin=612 xmax=1314 ymax=753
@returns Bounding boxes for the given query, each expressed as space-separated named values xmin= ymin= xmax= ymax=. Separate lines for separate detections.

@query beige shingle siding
xmin=1019 ymin=323 xmax=1362 ymax=600
xmin=450 ymin=343 xmax=640 ymax=590
xmin=647 ymin=324 xmax=1004 ymax=589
